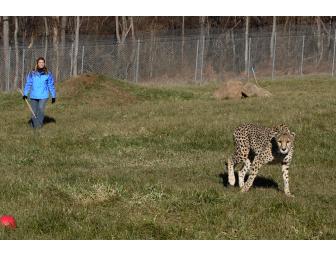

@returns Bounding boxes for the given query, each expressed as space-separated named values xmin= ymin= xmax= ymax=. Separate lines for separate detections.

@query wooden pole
xmin=18 ymin=88 xmax=37 ymax=118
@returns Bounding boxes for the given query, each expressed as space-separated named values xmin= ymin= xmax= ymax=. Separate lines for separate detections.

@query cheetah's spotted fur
xmin=227 ymin=123 xmax=296 ymax=197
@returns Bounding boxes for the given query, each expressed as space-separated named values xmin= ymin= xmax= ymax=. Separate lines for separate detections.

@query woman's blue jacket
xmin=23 ymin=71 xmax=56 ymax=99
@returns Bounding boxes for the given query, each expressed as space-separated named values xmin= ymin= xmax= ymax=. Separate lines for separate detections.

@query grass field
xmin=0 ymin=74 xmax=335 ymax=239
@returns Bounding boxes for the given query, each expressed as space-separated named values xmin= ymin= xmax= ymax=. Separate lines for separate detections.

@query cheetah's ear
xmin=291 ymin=132 xmax=296 ymax=138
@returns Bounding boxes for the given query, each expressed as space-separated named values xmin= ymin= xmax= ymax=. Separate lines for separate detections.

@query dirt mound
xmin=59 ymin=74 xmax=104 ymax=96
xmin=214 ymin=80 xmax=272 ymax=100
xmin=59 ymin=74 xmax=136 ymax=105
xmin=242 ymin=82 xmax=272 ymax=97
xmin=213 ymin=80 xmax=244 ymax=100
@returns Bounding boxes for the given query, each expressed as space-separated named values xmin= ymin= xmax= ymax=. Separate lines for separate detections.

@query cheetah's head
xmin=275 ymin=131 xmax=295 ymax=154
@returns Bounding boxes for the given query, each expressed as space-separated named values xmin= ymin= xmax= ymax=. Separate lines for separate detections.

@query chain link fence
xmin=1 ymin=28 xmax=336 ymax=91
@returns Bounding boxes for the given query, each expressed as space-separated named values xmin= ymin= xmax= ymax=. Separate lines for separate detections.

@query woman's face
xmin=37 ymin=60 xmax=45 ymax=69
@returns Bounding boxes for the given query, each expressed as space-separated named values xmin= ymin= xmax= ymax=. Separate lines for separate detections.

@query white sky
xmin=1 ymin=0 xmax=336 ymax=16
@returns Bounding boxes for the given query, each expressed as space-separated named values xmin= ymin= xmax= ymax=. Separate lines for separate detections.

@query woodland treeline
xmin=1 ymin=16 xmax=336 ymax=91
xmin=1 ymin=17 xmax=335 ymax=47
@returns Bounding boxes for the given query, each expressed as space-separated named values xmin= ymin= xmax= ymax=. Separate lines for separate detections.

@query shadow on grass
xmin=43 ymin=115 xmax=56 ymax=124
xmin=27 ymin=115 xmax=56 ymax=126
xmin=219 ymin=171 xmax=279 ymax=190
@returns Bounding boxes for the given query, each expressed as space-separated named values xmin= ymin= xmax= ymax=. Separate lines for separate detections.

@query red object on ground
xmin=0 ymin=215 xmax=16 ymax=229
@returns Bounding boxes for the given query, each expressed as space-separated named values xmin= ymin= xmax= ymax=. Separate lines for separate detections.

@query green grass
xmin=0 ymin=74 xmax=335 ymax=239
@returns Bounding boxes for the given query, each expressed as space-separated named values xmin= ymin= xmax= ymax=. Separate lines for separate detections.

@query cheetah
xmin=226 ymin=123 xmax=296 ymax=197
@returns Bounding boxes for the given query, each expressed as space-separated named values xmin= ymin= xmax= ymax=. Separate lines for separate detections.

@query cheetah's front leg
xmin=241 ymin=160 xmax=261 ymax=193
xmin=227 ymin=157 xmax=236 ymax=186
xmin=282 ymin=162 xmax=294 ymax=197
xmin=238 ymin=159 xmax=251 ymax=188
xmin=241 ymin=152 xmax=272 ymax=193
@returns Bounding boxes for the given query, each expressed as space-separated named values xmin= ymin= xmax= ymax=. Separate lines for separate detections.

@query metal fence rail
xmin=1 ymin=29 xmax=336 ymax=91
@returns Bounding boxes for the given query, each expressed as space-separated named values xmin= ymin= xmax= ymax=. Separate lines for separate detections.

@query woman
xmin=23 ymin=57 xmax=56 ymax=128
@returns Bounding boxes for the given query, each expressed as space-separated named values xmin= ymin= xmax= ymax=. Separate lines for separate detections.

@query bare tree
xmin=24 ymin=17 xmax=35 ymax=49
xmin=53 ymin=17 xmax=60 ymax=81
xmin=149 ymin=18 xmax=156 ymax=79
xmin=44 ymin=17 xmax=49 ymax=59
xmin=328 ymin=16 xmax=333 ymax=52
xmin=73 ymin=16 xmax=80 ymax=76
xmin=181 ymin=16 xmax=185 ymax=64
xmin=115 ymin=16 xmax=134 ymax=44
xmin=271 ymin=16 xmax=276 ymax=59
xmin=3 ymin=16 xmax=10 ymax=91
xmin=14 ymin=17 xmax=19 ymax=89
xmin=245 ymin=16 xmax=250 ymax=73
xmin=28 ymin=33 xmax=35 ymax=49
xmin=60 ymin=16 xmax=67 ymax=75
xmin=316 ymin=16 xmax=324 ymax=65
xmin=114 ymin=16 xmax=135 ymax=79
xmin=231 ymin=30 xmax=236 ymax=72
xmin=130 ymin=17 xmax=135 ymax=41
xmin=61 ymin=16 xmax=67 ymax=49
xmin=198 ymin=16 xmax=206 ymax=82
xmin=200 ymin=16 xmax=206 ymax=37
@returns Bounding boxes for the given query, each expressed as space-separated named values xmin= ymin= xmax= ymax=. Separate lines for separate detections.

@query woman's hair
xmin=33 ymin=57 xmax=48 ymax=73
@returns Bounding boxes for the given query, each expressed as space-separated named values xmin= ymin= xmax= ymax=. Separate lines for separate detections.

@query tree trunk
xmin=115 ymin=16 xmax=133 ymax=44
xmin=115 ymin=16 xmax=121 ymax=43
xmin=28 ymin=33 xmax=34 ymax=49
xmin=73 ymin=16 xmax=80 ymax=76
xmin=61 ymin=16 xmax=67 ymax=49
xmin=115 ymin=16 xmax=134 ymax=78
xmin=245 ymin=16 xmax=250 ymax=73
xmin=200 ymin=16 xmax=206 ymax=37
xmin=3 ymin=16 xmax=10 ymax=91
xmin=328 ymin=16 xmax=332 ymax=52
xmin=199 ymin=17 xmax=206 ymax=82
xmin=206 ymin=17 xmax=210 ymax=36
xmin=14 ymin=17 xmax=19 ymax=89
xmin=60 ymin=16 xmax=67 ymax=80
xmin=53 ymin=17 xmax=60 ymax=81
xmin=181 ymin=16 xmax=185 ymax=65
xmin=44 ymin=17 xmax=49 ymax=60
xmin=232 ymin=30 xmax=236 ymax=73
xmin=316 ymin=16 xmax=323 ymax=65
xmin=130 ymin=17 xmax=135 ymax=40
xmin=271 ymin=16 xmax=276 ymax=59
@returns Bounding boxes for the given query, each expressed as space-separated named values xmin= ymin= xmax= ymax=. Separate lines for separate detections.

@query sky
xmin=1 ymin=0 xmax=336 ymax=16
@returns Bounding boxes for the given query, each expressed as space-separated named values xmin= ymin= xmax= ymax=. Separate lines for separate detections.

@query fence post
xmin=248 ymin=37 xmax=251 ymax=81
xmin=300 ymin=35 xmax=305 ymax=76
xmin=194 ymin=39 xmax=199 ymax=82
xmin=332 ymin=30 xmax=336 ymax=77
xmin=272 ymin=32 xmax=276 ymax=80
xmin=81 ymin=45 xmax=85 ymax=74
xmin=135 ymin=39 xmax=140 ymax=83
xmin=21 ymin=48 xmax=25 ymax=89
